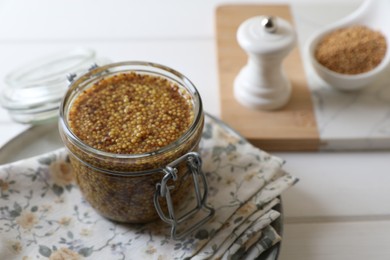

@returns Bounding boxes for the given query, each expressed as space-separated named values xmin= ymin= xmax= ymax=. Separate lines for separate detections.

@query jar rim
xmin=59 ymin=61 xmax=203 ymax=159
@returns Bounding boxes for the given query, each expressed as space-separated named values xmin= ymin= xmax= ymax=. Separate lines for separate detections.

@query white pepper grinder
xmin=234 ymin=16 xmax=296 ymax=110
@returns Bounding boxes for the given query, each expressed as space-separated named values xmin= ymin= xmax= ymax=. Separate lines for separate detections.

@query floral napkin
xmin=0 ymin=115 xmax=297 ymax=260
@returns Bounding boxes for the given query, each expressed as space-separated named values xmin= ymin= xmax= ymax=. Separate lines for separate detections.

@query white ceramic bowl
xmin=307 ymin=0 xmax=390 ymax=91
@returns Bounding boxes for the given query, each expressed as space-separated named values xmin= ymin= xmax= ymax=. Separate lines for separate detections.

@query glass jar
xmin=58 ymin=61 xmax=214 ymax=239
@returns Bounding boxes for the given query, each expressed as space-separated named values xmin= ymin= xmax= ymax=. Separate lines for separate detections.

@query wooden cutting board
xmin=216 ymin=4 xmax=320 ymax=151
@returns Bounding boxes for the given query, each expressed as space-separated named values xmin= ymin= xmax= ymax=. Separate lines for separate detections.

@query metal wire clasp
xmin=66 ymin=63 xmax=100 ymax=84
xmin=154 ymin=152 xmax=215 ymax=240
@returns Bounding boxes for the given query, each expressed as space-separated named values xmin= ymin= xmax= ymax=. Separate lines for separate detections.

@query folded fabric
xmin=0 ymin=115 xmax=297 ymax=260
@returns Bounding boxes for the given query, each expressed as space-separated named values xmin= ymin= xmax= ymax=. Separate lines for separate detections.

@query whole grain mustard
xmin=60 ymin=64 xmax=205 ymax=224
xmin=69 ymin=72 xmax=194 ymax=154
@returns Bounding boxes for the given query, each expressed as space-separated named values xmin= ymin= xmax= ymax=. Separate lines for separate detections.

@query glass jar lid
xmin=0 ymin=48 xmax=106 ymax=124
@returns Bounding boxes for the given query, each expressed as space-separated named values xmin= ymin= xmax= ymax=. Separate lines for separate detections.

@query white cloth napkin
xmin=0 ymin=116 xmax=297 ymax=260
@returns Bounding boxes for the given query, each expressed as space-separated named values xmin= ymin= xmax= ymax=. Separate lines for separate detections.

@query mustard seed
xmin=60 ymin=66 xmax=204 ymax=224
xmin=69 ymin=72 xmax=194 ymax=154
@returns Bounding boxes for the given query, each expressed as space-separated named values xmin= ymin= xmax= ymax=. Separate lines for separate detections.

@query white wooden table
xmin=1 ymin=0 xmax=389 ymax=259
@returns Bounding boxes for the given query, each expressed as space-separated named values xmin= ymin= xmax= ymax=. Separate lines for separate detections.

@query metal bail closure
xmin=154 ymin=152 xmax=215 ymax=240
xmin=66 ymin=63 xmax=100 ymax=84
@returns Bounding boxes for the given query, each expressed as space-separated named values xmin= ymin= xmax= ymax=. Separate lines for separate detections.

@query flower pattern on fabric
xmin=0 ymin=116 xmax=297 ymax=259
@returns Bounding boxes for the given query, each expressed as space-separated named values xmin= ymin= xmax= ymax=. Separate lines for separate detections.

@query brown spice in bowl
xmin=315 ymin=25 xmax=387 ymax=74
